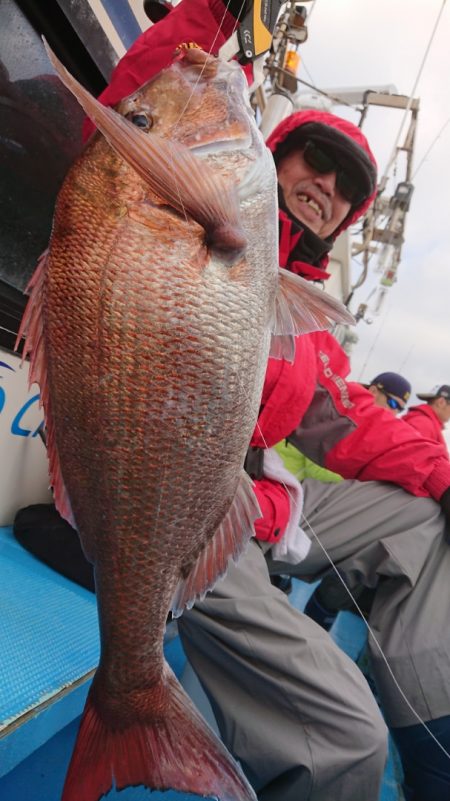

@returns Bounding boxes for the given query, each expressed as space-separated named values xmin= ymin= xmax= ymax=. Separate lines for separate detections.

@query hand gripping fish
xmin=18 ymin=43 xmax=354 ymax=801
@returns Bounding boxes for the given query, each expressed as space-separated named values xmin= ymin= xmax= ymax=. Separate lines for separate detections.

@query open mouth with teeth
xmin=296 ymin=193 xmax=323 ymax=218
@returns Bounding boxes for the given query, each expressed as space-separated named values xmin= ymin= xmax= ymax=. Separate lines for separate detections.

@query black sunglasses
xmin=302 ymin=140 xmax=367 ymax=206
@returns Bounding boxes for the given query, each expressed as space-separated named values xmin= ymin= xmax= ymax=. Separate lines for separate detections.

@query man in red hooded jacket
xmin=404 ymin=384 xmax=450 ymax=449
xmin=84 ymin=4 xmax=450 ymax=800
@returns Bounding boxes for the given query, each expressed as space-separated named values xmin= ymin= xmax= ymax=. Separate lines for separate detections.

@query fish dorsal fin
xmin=270 ymin=267 xmax=355 ymax=362
xmin=16 ymin=250 xmax=76 ymax=529
xmin=43 ymin=40 xmax=246 ymax=259
xmin=171 ymin=471 xmax=261 ymax=618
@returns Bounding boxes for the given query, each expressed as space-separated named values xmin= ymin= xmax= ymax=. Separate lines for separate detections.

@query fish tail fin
xmin=270 ymin=267 xmax=356 ymax=361
xmin=62 ymin=665 xmax=257 ymax=801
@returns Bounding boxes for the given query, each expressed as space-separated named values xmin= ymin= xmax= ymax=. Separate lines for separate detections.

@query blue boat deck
xmin=0 ymin=525 xmax=404 ymax=800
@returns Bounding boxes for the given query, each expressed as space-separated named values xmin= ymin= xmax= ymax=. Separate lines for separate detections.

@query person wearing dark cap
xmin=365 ymin=371 xmax=411 ymax=414
xmin=30 ymin=6 xmax=450 ymax=800
xmin=272 ymin=370 xmax=412 ymax=525
xmin=404 ymin=384 xmax=450 ymax=447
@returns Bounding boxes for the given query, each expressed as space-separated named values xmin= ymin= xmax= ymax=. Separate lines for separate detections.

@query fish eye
xmin=126 ymin=112 xmax=153 ymax=130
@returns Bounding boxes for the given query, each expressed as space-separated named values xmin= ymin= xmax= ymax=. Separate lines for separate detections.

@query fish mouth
xmin=189 ymin=135 xmax=252 ymax=155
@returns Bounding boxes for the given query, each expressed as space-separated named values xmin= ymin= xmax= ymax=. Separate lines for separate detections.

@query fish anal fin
xmin=270 ymin=267 xmax=355 ymax=362
xmin=16 ymin=249 xmax=76 ymax=529
xmin=43 ymin=40 xmax=246 ymax=260
xmin=62 ymin=665 xmax=257 ymax=801
xmin=171 ymin=471 xmax=261 ymax=617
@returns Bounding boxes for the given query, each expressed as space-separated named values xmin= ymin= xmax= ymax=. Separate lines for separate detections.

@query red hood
xmin=266 ymin=108 xmax=378 ymax=240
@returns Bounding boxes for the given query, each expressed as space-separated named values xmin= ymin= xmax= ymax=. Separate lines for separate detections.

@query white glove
xmin=262 ymin=448 xmax=311 ymax=564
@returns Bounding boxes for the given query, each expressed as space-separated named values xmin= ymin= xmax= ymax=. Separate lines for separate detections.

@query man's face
xmin=432 ymin=397 xmax=450 ymax=425
xmin=369 ymin=386 xmax=403 ymax=416
xmin=277 ymin=148 xmax=352 ymax=238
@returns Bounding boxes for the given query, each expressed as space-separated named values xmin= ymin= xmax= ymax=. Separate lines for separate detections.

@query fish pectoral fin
xmin=171 ymin=470 xmax=260 ymax=617
xmin=43 ymin=40 xmax=247 ymax=261
xmin=15 ymin=249 xmax=76 ymax=529
xmin=270 ymin=267 xmax=356 ymax=362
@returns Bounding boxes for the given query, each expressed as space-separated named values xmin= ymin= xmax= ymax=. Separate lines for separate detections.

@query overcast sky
xmin=297 ymin=0 xmax=449 ymax=431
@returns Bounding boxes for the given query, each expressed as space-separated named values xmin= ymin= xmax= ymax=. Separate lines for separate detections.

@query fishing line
xmin=356 ymin=302 xmax=392 ymax=382
xmin=274 ymin=70 xmax=355 ymax=109
xmin=153 ymin=0 xmax=450 ymax=764
xmin=245 ymin=378 xmax=450 ymax=760
xmin=396 ymin=341 xmax=415 ymax=374
xmin=305 ymin=0 xmax=319 ymax=23
xmin=173 ymin=0 xmax=245 ymax=127
xmin=378 ymin=0 xmax=448 ymax=193
xmin=412 ymin=114 xmax=450 ymax=180
xmin=300 ymin=511 xmax=450 ymax=762
xmin=136 ymin=0 xmax=449 ymax=754
xmin=163 ymin=0 xmax=245 ymax=225
xmin=297 ymin=55 xmax=315 ymax=88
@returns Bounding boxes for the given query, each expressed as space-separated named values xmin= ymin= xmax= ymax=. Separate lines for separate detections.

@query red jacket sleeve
xmin=253 ymin=479 xmax=291 ymax=543
xmin=83 ymin=0 xmax=239 ymax=140
xmin=292 ymin=331 xmax=450 ymax=502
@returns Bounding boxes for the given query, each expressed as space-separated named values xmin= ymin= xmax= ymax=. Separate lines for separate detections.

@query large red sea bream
xmin=18 ymin=43 xmax=353 ymax=801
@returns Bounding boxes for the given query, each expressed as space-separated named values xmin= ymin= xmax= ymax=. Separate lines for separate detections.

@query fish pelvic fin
xmin=61 ymin=664 xmax=257 ymax=801
xmin=270 ymin=267 xmax=356 ymax=362
xmin=171 ymin=471 xmax=260 ymax=617
xmin=43 ymin=40 xmax=247 ymax=260
xmin=15 ymin=250 xmax=76 ymax=528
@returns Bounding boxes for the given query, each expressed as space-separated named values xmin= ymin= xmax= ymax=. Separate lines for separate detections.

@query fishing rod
xmin=252 ymin=1 xmax=313 ymax=134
